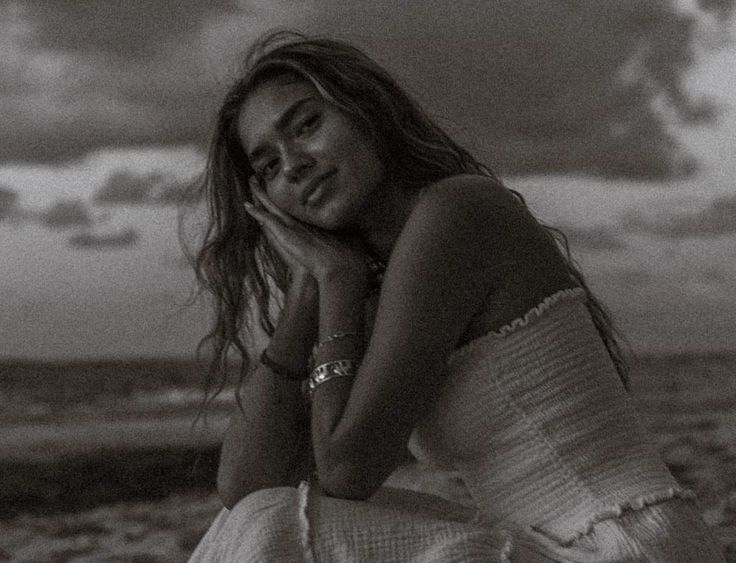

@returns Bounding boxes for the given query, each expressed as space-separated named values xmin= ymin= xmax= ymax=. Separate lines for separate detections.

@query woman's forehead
xmin=237 ymin=77 xmax=320 ymax=156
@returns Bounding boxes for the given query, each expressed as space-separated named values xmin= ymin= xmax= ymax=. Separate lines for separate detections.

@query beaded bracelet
xmin=308 ymin=359 xmax=359 ymax=399
xmin=260 ymin=348 xmax=305 ymax=381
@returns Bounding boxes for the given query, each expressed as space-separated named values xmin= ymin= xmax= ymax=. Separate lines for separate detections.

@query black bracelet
xmin=260 ymin=348 xmax=306 ymax=381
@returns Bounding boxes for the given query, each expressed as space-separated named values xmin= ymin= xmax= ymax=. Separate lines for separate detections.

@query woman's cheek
xmin=265 ymin=183 xmax=291 ymax=212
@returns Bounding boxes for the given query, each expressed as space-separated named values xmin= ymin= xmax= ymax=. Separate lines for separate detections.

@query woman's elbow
xmin=217 ymin=471 xmax=249 ymax=509
xmin=217 ymin=464 xmax=305 ymax=509
xmin=318 ymin=462 xmax=384 ymax=501
xmin=217 ymin=464 xmax=264 ymax=509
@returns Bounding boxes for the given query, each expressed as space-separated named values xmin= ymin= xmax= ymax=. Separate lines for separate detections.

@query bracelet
xmin=312 ymin=331 xmax=362 ymax=355
xmin=260 ymin=348 xmax=306 ymax=381
xmin=321 ymin=331 xmax=362 ymax=345
xmin=308 ymin=359 xmax=359 ymax=399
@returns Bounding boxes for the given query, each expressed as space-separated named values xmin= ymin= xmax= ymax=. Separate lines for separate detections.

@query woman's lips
xmin=304 ymin=170 xmax=336 ymax=206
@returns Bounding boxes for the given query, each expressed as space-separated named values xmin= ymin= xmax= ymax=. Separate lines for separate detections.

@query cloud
xmin=697 ymin=0 xmax=736 ymax=19
xmin=0 ymin=1 xmax=240 ymax=164
xmin=39 ymin=199 xmax=92 ymax=229
xmin=560 ymin=225 xmax=627 ymax=251
xmin=1 ymin=1 xmax=734 ymax=180
xmin=309 ymin=0 xmax=731 ymax=179
xmin=68 ymin=227 xmax=138 ymax=250
xmin=595 ymin=261 xmax=733 ymax=289
xmin=606 ymin=267 xmax=654 ymax=287
xmin=154 ymin=179 xmax=201 ymax=204
xmin=624 ymin=193 xmax=736 ymax=237
xmin=0 ymin=185 xmax=19 ymax=218
xmin=94 ymin=169 xmax=199 ymax=205
xmin=95 ymin=170 xmax=166 ymax=204
xmin=23 ymin=1 xmax=240 ymax=59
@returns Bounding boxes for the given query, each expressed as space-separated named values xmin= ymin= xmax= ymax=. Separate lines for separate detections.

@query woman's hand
xmin=245 ymin=178 xmax=370 ymax=294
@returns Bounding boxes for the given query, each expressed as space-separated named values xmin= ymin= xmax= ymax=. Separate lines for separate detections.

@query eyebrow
xmin=247 ymin=96 xmax=318 ymax=163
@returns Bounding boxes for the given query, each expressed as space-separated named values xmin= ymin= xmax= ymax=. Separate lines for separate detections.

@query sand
xmin=1 ymin=354 xmax=735 ymax=561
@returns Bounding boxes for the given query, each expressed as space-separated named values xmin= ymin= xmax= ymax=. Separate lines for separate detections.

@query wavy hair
xmin=189 ymin=30 xmax=631 ymax=409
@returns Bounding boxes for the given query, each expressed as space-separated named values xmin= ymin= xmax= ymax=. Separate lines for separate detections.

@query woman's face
xmin=237 ymin=75 xmax=385 ymax=230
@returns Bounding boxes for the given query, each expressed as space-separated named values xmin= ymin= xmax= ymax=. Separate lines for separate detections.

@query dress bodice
xmin=401 ymin=287 xmax=686 ymax=545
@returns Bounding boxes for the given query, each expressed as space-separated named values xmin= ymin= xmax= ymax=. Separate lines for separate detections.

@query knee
xmin=195 ymin=487 xmax=304 ymax=561
xmin=227 ymin=486 xmax=300 ymax=520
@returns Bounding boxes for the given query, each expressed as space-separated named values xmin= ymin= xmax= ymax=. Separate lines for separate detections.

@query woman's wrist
xmin=266 ymin=271 xmax=320 ymax=377
xmin=265 ymin=331 xmax=313 ymax=380
xmin=286 ymin=268 xmax=319 ymax=305
xmin=317 ymin=285 xmax=365 ymax=342
xmin=316 ymin=262 xmax=369 ymax=297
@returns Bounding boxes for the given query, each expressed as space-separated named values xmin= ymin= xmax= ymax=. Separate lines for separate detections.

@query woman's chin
xmin=307 ymin=205 xmax=350 ymax=231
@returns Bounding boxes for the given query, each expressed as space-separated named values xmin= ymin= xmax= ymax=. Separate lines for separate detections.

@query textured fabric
xmin=190 ymin=288 xmax=725 ymax=562
xmin=411 ymin=289 xmax=685 ymax=537
xmin=188 ymin=483 xmax=547 ymax=562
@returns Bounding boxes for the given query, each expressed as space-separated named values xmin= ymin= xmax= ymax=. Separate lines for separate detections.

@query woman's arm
xmin=216 ymin=272 xmax=318 ymax=509
xmin=310 ymin=176 xmax=524 ymax=499
xmin=244 ymin=174 xmax=531 ymax=500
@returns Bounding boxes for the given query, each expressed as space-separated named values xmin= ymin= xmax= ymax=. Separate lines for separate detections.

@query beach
xmin=1 ymin=354 xmax=735 ymax=561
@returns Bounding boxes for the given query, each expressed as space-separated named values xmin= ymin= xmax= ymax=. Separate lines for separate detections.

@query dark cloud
xmin=23 ymin=0 xmax=239 ymax=59
xmin=624 ymin=193 xmax=736 ymax=237
xmin=39 ymin=199 xmax=93 ymax=229
xmin=2 ymin=1 xmax=733 ymax=179
xmin=94 ymin=169 xmax=198 ymax=205
xmin=560 ymin=225 xmax=627 ymax=251
xmin=616 ymin=268 xmax=654 ymax=287
xmin=591 ymin=262 xmax=734 ymax=292
xmin=95 ymin=170 xmax=167 ymax=204
xmin=0 ymin=185 xmax=19 ymax=219
xmin=697 ymin=0 xmax=736 ymax=19
xmin=310 ymin=0 xmax=726 ymax=179
xmin=154 ymin=179 xmax=201 ymax=205
xmin=595 ymin=267 xmax=654 ymax=288
xmin=0 ymin=1 xmax=238 ymax=164
xmin=698 ymin=264 xmax=731 ymax=284
xmin=68 ymin=227 xmax=138 ymax=249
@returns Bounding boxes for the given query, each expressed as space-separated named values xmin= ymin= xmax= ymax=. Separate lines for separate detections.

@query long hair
xmin=190 ymin=30 xmax=631 ymax=409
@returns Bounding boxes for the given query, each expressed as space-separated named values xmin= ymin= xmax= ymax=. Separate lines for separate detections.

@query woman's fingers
xmin=249 ymin=177 xmax=296 ymax=226
xmin=247 ymin=177 xmax=270 ymax=213
xmin=244 ymin=185 xmax=367 ymax=282
xmin=245 ymin=203 xmax=287 ymax=239
xmin=244 ymin=201 xmax=265 ymax=223
xmin=246 ymin=205 xmax=291 ymax=257
xmin=245 ymin=203 xmax=306 ymax=266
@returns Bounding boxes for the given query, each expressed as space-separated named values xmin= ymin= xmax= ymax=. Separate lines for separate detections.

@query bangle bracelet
xmin=321 ymin=331 xmax=362 ymax=345
xmin=312 ymin=331 xmax=362 ymax=355
xmin=308 ymin=359 xmax=359 ymax=399
xmin=260 ymin=348 xmax=305 ymax=381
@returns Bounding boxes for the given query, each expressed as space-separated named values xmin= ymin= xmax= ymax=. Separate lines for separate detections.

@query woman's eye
xmin=297 ymin=113 xmax=320 ymax=135
xmin=259 ymin=159 xmax=279 ymax=180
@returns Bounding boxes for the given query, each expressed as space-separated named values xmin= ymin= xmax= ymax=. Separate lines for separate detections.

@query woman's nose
xmin=282 ymin=146 xmax=315 ymax=183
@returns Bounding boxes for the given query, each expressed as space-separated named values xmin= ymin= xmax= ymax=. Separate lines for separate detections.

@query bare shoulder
xmin=408 ymin=174 xmax=574 ymax=301
xmin=418 ymin=174 xmax=512 ymax=208
xmin=405 ymin=174 xmax=530 ymax=241
xmin=385 ymin=174 xmax=528 ymax=283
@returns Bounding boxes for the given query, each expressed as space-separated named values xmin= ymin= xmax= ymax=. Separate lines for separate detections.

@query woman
xmin=188 ymin=31 xmax=724 ymax=562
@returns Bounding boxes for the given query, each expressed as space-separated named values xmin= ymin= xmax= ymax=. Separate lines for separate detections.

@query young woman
xmin=188 ymin=32 xmax=724 ymax=562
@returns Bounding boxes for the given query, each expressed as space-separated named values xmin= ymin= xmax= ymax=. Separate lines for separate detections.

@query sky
xmin=1 ymin=0 xmax=735 ymax=360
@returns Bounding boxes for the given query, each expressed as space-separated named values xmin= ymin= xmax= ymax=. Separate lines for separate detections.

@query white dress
xmin=189 ymin=288 xmax=724 ymax=562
